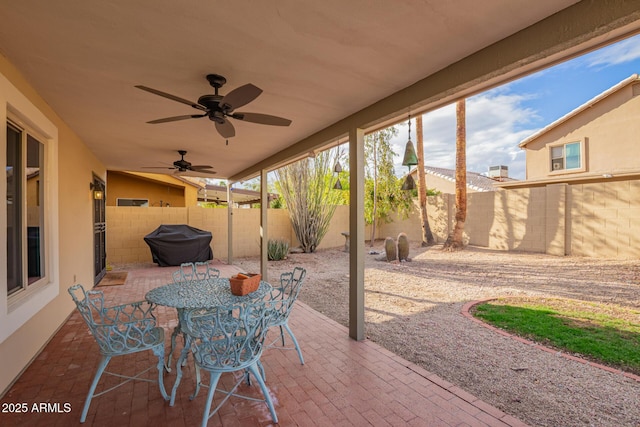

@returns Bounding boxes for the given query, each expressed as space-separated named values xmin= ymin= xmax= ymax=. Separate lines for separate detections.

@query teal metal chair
xmin=265 ymin=267 xmax=307 ymax=364
xmin=168 ymin=261 xmax=220 ymax=370
xmin=181 ymin=302 xmax=278 ymax=426
xmin=172 ymin=262 xmax=197 ymax=283
xmin=172 ymin=261 xmax=220 ymax=283
xmin=194 ymin=261 xmax=220 ymax=280
xmin=68 ymin=284 xmax=169 ymax=423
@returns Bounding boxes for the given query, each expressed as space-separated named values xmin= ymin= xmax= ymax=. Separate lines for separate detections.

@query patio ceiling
xmin=1 ymin=1 xmax=639 ymax=181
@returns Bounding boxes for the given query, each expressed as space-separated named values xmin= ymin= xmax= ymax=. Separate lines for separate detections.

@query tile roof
xmin=421 ymin=165 xmax=518 ymax=192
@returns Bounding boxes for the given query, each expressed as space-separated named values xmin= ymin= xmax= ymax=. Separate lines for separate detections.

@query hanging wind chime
xmin=333 ymin=141 xmax=343 ymax=190
xmin=401 ymin=114 xmax=418 ymax=190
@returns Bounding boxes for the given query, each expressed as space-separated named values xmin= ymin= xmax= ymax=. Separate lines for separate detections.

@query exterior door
xmin=92 ymin=176 xmax=106 ymax=285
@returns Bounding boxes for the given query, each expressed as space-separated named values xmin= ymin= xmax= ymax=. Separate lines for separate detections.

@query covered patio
xmin=1 ymin=264 xmax=525 ymax=426
xmin=2 ymin=2 xmax=640 ymax=425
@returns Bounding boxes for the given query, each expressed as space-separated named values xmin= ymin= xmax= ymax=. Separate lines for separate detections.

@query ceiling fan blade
xmin=233 ymin=112 xmax=292 ymax=126
xmin=215 ymin=119 xmax=235 ymax=138
xmin=219 ymin=84 xmax=262 ymax=111
xmin=142 ymin=166 xmax=175 ymax=170
xmin=135 ymin=85 xmax=207 ymax=111
xmin=189 ymin=165 xmax=214 ymax=170
xmin=191 ymin=169 xmax=217 ymax=175
xmin=147 ymin=114 xmax=207 ymax=124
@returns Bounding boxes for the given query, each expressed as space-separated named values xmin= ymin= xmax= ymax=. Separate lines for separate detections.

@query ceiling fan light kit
xmin=135 ymin=74 xmax=292 ymax=139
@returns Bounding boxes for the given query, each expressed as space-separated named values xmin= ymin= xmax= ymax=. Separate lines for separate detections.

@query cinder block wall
xmin=569 ymin=180 xmax=640 ymax=258
xmin=107 ymin=179 xmax=640 ymax=264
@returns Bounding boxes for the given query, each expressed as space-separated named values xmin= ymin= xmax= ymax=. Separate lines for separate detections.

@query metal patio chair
xmin=68 ymin=284 xmax=169 ymax=423
xmin=167 ymin=261 xmax=220 ymax=370
xmin=172 ymin=262 xmax=197 ymax=283
xmin=181 ymin=302 xmax=278 ymax=426
xmin=194 ymin=261 xmax=220 ymax=280
xmin=265 ymin=266 xmax=307 ymax=364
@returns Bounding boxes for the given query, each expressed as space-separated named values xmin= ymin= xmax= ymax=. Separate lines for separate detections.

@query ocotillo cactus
xmin=384 ymin=237 xmax=397 ymax=262
xmin=397 ymin=232 xmax=410 ymax=261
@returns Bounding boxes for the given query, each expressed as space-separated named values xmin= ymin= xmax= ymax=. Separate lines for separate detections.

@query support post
xmin=227 ymin=183 xmax=233 ymax=265
xmin=260 ymin=169 xmax=268 ymax=281
xmin=349 ymin=128 xmax=365 ymax=341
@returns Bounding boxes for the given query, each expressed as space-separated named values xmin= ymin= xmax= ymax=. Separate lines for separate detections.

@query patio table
xmin=145 ymin=278 xmax=272 ymax=405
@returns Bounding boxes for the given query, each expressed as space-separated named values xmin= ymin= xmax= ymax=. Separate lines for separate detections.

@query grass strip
xmin=473 ymin=298 xmax=640 ymax=375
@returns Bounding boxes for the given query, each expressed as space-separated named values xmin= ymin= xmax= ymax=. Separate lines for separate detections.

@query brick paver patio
xmin=0 ymin=263 xmax=528 ymax=426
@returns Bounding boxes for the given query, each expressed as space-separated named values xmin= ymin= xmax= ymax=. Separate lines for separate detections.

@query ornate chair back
xmin=172 ymin=262 xmax=197 ymax=283
xmin=194 ymin=261 xmax=221 ymax=280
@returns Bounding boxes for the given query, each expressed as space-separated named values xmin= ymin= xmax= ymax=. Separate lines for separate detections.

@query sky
xmin=390 ymin=33 xmax=640 ymax=180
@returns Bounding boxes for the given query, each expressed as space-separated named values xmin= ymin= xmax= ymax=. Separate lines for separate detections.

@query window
xmin=6 ymin=122 xmax=46 ymax=295
xmin=117 ymin=198 xmax=149 ymax=207
xmin=550 ymin=141 xmax=582 ymax=172
xmin=1 ymin=70 xmax=59 ymax=344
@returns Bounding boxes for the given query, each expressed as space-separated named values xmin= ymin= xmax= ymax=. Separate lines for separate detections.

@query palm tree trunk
xmin=443 ymin=99 xmax=466 ymax=251
xmin=370 ymin=137 xmax=378 ymax=246
xmin=416 ymin=115 xmax=435 ymax=246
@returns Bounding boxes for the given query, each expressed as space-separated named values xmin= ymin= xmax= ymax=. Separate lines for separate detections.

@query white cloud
xmin=391 ymin=89 xmax=540 ymax=180
xmin=586 ymin=34 xmax=640 ymax=68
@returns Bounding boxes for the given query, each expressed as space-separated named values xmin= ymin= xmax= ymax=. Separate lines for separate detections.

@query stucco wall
xmin=107 ymin=179 xmax=640 ymax=265
xmin=524 ymin=83 xmax=640 ymax=180
xmin=0 ymin=55 xmax=104 ymax=395
xmin=106 ymin=171 xmax=200 ymax=207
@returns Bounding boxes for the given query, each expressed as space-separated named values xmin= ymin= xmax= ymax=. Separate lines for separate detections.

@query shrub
xmin=268 ymin=239 xmax=290 ymax=261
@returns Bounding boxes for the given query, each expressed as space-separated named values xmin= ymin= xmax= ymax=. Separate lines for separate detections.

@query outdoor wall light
xmin=90 ymin=183 xmax=104 ymax=200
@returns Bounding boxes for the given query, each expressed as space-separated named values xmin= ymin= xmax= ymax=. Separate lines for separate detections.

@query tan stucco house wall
xmin=521 ymin=74 xmax=640 ymax=183
xmin=106 ymin=171 xmax=201 ymax=207
xmin=0 ymin=54 xmax=105 ymax=394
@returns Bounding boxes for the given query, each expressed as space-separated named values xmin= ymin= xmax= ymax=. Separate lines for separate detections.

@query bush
xmin=268 ymin=239 xmax=289 ymax=261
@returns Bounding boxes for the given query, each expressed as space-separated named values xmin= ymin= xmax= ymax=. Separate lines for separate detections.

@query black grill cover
xmin=144 ymin=224 xmax=213 ymax=267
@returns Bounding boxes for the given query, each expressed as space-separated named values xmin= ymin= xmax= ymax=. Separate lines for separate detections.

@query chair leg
xmin=247 ymin=363 xmax=278 ymax=424
xmin=171 ymin=336 xmax=192 ymax=406
xmin=201 ymin=372 xmax=222 ymax=427
xmin=166 ymin=322 xmax=182 ymax=372
xmin=152 ymin=345 xmax=169 ymax=401
xmin=80 ymin=355 xmax=111 ymax=423
xmin=283 ymin=322 xmax=304 ymax=365
xmin=279 ymin=325 xmax=286 ymax=346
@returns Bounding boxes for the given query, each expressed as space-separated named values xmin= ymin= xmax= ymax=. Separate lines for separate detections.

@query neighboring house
xmin=409 ymin=165 xmax=518 ymax=194
xmin=106 ymin=171 xmax=203 ymax=207
xmin=514 ymin=74 xmax=640 ymax=186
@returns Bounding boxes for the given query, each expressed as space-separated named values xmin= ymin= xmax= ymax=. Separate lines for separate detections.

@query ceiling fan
xmin=143 ymin=150 xmax=216 ymax=175
xmin=135 ymin=74 xmax=292 ymax=139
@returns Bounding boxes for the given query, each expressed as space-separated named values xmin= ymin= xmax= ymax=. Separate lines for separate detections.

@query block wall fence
xmin=106 ymin=178 xmax=640 ymax=265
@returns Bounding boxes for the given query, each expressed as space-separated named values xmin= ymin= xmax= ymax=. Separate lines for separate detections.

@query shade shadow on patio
xmin=0 ymin=265 xmax=527 ymax=426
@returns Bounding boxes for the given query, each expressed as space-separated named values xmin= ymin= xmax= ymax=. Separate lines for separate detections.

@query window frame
xmin=116 ymin=198 xmax=149 ymax=207
xmin=1 ymin=71 xmax=59 ymax=344
xmin=548 ymin=139 xmax=586 ymax=175
xmin=6 ymin=119 xmax=48 ymax=297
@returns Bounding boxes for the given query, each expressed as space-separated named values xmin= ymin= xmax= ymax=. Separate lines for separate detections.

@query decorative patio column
xmin=349 ymin=127 xmax=365 ymax=341
xmin=260 ymin=168 xmax=268 ymax=281
xmin=227 ymin=183 xmax=233 ymax=265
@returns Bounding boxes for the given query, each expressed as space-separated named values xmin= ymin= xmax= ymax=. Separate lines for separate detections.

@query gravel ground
xmin=236 ymin=242 xmax=640 ymax=427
